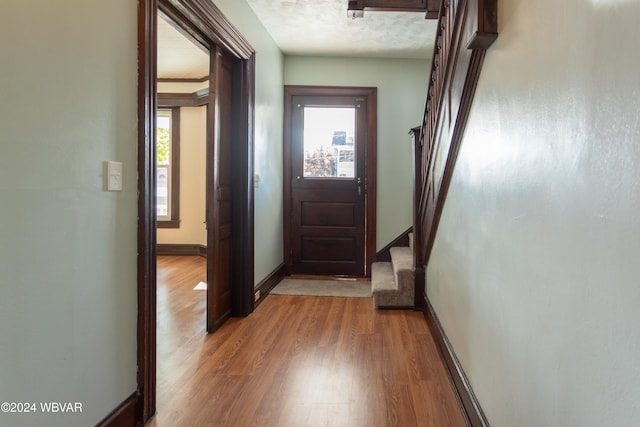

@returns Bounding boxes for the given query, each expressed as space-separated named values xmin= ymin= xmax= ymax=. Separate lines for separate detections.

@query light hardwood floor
xmin=149 ymin=256 xmax=466 ymax=427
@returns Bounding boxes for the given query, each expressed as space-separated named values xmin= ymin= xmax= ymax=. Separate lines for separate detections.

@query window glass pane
xmin=156 ymin=166 xmax=169 ymax=217
xmin=156 ymin=110 xmax=172 ymax=219
xmin=156 ymin=113 xmax=171 ymax=165
xmin=303 ymin=107 xmax=355 ymax=178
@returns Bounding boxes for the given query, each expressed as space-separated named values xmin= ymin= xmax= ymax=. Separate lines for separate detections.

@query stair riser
xmin=372 ymin=245 xmax=416 ymax=309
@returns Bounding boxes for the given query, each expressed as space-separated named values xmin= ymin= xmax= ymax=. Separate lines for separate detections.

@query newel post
xmin=410 ymin=126 xmax=426 ymax=310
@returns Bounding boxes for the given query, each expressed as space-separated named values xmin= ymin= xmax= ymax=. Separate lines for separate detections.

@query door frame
xmin=283 ymin=85 xmax=377 ymax=277
xmin=137 ymin=0 xmax=255 ymax=423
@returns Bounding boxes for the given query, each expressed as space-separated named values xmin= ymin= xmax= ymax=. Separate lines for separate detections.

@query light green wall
xmin=213 ymin=0 xmax=285 ymax=286
xmin=284 ymin=56 xmax=429 ymax=250
xmin=0 ymin=1 xmax=138 ymax=426
xmin=427 ymin=0 xmax=640 ymax=425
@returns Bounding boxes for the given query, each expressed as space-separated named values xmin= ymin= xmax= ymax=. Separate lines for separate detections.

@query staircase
xmin=371 ymin=233 xmax=415 ymax=309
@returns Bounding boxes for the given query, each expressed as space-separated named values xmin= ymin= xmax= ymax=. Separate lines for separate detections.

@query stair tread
xmin=390 ymin=246 xmax=413 ymax=272
xmin=371 ymin=262 xmax=396 ymax=293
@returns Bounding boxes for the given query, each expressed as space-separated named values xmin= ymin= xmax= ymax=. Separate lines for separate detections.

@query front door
xmin=287 ymin=89 xmax=375 ymax=276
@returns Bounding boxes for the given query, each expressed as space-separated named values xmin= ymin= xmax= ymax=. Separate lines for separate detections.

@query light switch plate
xmin=106 ymin=161 xmax=123 ymax=191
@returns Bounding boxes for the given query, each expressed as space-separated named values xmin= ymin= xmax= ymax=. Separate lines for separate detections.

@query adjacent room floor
xmin=149 ymin=255 xmax=466 ymax=427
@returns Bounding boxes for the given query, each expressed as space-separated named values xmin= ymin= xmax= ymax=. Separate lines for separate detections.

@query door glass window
xmin=303 ymin=107 xmax=356 ymax=178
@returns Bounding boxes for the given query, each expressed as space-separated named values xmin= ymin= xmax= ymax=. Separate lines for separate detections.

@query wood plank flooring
xmin=150 ymin=256 xmax=466 ymax=427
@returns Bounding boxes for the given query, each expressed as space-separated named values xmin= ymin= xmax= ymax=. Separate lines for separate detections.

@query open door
xmin=206 ymin=46 xmax=235 ymax=332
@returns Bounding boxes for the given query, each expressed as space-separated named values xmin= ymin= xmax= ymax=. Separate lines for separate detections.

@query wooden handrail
xmin=416 ymin=0 xmax=498 ymax=272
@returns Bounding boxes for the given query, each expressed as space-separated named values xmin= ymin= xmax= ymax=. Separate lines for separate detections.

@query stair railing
xmin=414 ymin=0 xmax=498 ymax=304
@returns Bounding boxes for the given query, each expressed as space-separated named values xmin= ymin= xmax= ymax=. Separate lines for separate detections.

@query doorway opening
xmin=137 ymin=0 xmax=255 ymax=423
xmin=155 ymin=12 xmax=210 ymax=407
xmin=156 ymin=10 xmax=209 ymax=347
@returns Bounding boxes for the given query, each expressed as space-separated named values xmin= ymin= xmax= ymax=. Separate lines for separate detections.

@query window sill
xmin=158 ymin=220 xmax=180 ymax=229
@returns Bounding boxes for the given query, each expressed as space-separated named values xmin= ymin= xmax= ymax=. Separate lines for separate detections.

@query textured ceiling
xmin=157 ymin=0 xmax=437 ymax=79
xmin=246 ymin=0 xmax=437 ymax=59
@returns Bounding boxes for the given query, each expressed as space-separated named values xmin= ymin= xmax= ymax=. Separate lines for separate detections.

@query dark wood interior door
xmin=290 ymin=95 xmax=368 ymax=276
xmin=206 ymin=47 xmax=234 ymax=332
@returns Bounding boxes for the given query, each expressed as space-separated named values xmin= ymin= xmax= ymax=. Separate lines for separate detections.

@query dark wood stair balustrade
xmin=413 ymin=0 xmax=498 ymax=300
xmin=372 ymin=1 xmax=497 ymax=312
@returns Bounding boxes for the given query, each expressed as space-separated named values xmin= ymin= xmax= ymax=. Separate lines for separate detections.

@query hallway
xmin=150 ymin=256 xmax=466 ymax=427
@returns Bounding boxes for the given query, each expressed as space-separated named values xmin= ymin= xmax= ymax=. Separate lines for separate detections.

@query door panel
xmin=206 ymin=48 xmax=234 ymax=333
xmin=301 ymin=201 xmax=356 ymax=227
xmin=290 ymin=95 xmax=367 ymax=276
